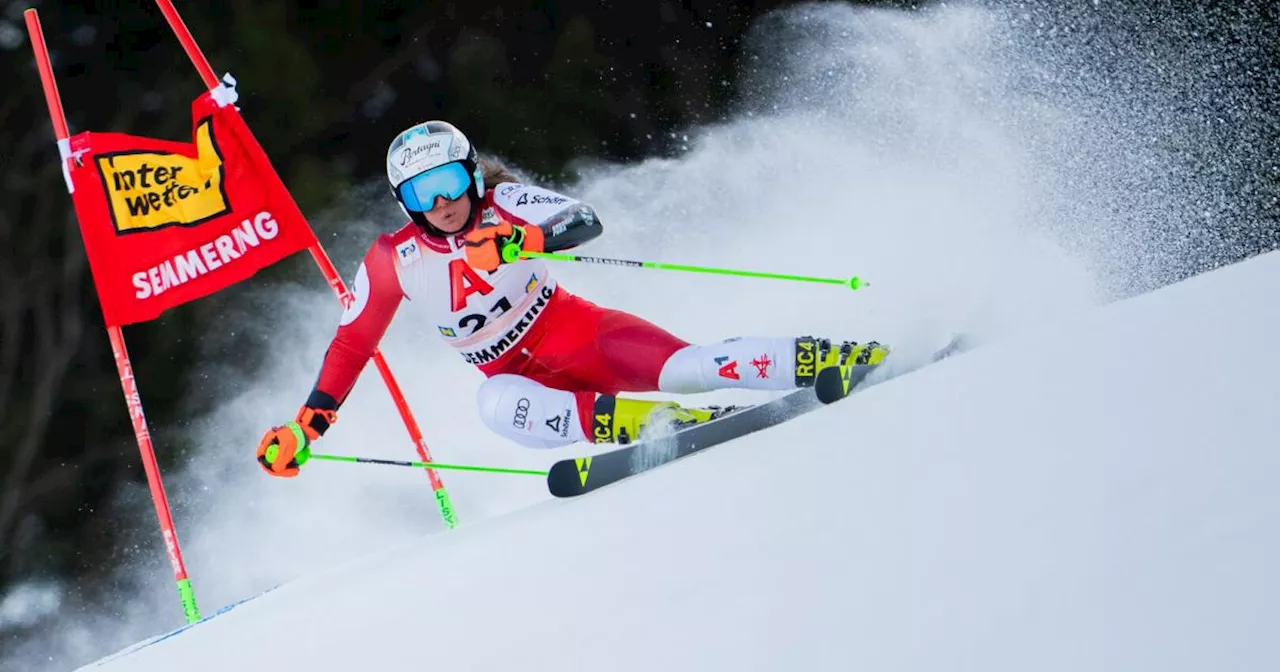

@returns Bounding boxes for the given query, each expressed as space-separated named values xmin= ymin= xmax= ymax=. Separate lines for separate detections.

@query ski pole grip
xmin=501 ymin=242 xmax=523 ymax=264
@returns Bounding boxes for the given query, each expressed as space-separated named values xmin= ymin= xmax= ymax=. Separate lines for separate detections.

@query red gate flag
xmin=66 ymin=83 xmax=317 ymax=326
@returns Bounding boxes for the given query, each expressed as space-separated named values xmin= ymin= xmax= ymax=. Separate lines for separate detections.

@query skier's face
xmin=424 ymin=191 xmax=472 ymax=234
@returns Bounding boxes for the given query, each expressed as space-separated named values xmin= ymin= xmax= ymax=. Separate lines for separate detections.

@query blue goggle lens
xmin=399 ymin=162 xmax=472 ymax=212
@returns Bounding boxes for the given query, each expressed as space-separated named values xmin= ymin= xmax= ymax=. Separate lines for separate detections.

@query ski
xmin=546 ymin=335 xmax=973 ymax=498
xmin=546 ymin=386 xmax=826 ymax=499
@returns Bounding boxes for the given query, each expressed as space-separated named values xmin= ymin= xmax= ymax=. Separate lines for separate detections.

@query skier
xmin=257 ymin=121 xmax=888 ymax=477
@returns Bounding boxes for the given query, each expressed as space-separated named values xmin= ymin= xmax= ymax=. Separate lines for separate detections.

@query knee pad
xmin=476 ymin=374 xmax=586 ymax=449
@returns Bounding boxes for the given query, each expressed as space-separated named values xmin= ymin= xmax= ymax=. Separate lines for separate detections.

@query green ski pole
xmin=504 ymin=247 xmax=869 ymax=290
xmin=311 ymin=453 xmax=548 ymax=477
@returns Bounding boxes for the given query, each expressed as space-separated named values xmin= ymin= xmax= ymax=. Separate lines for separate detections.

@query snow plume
xmin=718 ymin=0 xmax=1276 ymax=298
xmin=0 ymin=581 xmax=61 ymax=630
xmin=5 ymin=2 xmax=1272 ymax=670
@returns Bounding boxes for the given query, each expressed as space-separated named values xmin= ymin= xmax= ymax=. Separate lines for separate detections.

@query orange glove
xmin=462 ymin=221 xmax=545 ymax=271
xmin=256 ymin=406 xmax=335 ymax=477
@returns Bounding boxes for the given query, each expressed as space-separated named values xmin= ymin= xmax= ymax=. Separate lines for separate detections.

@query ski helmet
xmin=386 ymin=121 xmax=486 ymax=237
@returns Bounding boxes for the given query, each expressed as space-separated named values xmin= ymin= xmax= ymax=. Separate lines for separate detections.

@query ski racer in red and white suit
xmin=256 ymin=121 xmax=888 ymax=477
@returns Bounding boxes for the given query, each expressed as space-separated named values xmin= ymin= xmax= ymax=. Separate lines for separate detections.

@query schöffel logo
xmin=545 ymin=410 xmax=571 ymax=437
xmin=515 ymin=193 xmax=569 ymax=207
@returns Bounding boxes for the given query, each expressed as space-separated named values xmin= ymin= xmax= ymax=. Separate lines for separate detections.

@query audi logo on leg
xmin=512 ymin=397 xmax=531 ymax=429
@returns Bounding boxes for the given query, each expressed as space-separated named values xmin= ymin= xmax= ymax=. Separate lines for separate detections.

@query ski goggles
xmin=398 ymin=161 xmax=471 ymax=212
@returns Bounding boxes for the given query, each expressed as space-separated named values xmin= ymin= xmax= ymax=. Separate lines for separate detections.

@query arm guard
xmin=534 ymin=204 xmax=603 ymax=252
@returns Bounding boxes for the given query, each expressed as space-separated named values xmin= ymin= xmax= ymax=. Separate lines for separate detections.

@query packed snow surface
xmin=84 ymin=250 xmax=1280 ymax=671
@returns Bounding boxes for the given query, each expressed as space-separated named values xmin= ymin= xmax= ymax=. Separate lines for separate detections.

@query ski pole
xmin=504 ymin=247 xmax=868 ymax=290
xmin=311 ymin=453 xmax=548 ymax=476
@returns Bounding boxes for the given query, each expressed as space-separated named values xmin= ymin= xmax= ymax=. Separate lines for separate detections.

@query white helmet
xmin=386 ymin=120 xmax=485 ymax=236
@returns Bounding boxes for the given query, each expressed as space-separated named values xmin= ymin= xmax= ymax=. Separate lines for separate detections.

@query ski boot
xmin=794 ymin=337 xmax=891 ymax=401
xmin=590 ymin=396 xmax=743 ymax=445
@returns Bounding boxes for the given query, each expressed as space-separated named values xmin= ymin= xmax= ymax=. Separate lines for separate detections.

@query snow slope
xmin=81 ymin=249 xmax=1280 ymax=671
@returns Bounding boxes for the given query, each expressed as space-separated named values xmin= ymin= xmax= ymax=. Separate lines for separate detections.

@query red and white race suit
xmin=309 ymin=182 xmax=803 ymax=448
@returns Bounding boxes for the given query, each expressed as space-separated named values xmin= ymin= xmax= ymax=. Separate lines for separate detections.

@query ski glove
xmin=462 ymin=221 xmax=545 ymax=272
xmin=256 ymin=406 xmax=336 ymax=477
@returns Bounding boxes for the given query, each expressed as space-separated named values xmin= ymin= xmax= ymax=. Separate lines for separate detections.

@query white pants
xmin=477 ymin=337 xmax=797 ymax=448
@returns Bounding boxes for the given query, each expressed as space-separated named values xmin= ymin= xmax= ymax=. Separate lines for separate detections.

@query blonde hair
xmin=480 ymin=156 xmax=522 ymax=187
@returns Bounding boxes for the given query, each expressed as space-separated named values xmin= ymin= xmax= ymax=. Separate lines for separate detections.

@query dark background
xmin=0 ymin=0 xmax=1276 ymax=661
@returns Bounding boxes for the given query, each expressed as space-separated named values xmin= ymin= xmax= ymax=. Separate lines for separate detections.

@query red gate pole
xmin=24 ymin=8 xmax=203 ymax=624
xmin=152 ymin=0 xmax=457 ymax=527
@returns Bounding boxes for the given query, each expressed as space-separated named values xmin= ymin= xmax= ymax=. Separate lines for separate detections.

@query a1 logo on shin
xmin=714 ymin=355 xmax=740 ymax=380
